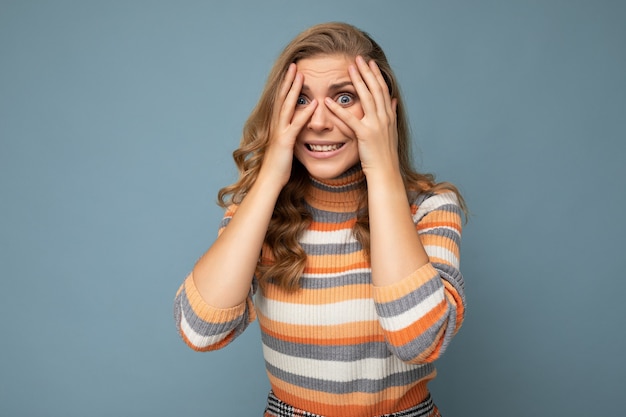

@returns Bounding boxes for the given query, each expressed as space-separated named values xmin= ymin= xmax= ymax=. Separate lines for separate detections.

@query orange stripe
xmin=258 ymin=318 xmax=385 ymax=346
xmin=417 ymin=326 xmax=446 ymax=363
xmin=305 ymin=261 xmax=370 ymax=274
xmin=261 ymin=324 xmax=386 ymax=346
xmin=309 ymin=219 xmax=355 ymax=231
xmin=385 ymin=298 xmax=448 ymax=347
xmin=428 ymin=256 xmax=456 ymax=266
xmin=420 ymin=234 xmax=461 ymax=257
xmin=417 ymin=219 xmax=461 ymax=232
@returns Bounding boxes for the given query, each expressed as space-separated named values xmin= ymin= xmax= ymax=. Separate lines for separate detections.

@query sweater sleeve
xmin=372 ymin=191 xmax=465 ymax=364
xmin=173 ymin=205 xmax=257 ymax=351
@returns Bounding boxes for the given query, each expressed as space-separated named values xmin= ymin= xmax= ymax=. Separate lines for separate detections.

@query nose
xmin=307 ymin=100 xmax=333 ymax=132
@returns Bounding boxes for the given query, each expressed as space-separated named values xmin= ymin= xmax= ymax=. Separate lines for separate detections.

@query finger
xmin=290 ymin=99 xmax=318 ymax=130
xmin=355 ymin=56 xmax=387 ymax=117
xmin=273 ymin=64 xmax=297 ymax=120
xmin=324 ymin=97 xmax=363 ymax=134
xmin=368 ymin=59 xmax=393 ymax=113
xmin=278 ymin=71 xmax=304 ymax=127
xmin=347 ymin=62 xmax=377 ymax=117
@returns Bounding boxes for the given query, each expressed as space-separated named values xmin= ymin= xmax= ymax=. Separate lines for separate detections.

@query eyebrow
xmin=301 ymin=81 xmax=354 ymax=94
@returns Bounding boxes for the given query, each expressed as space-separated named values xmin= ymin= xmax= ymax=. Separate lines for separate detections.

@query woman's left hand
xmin=324 ymin=55 xmax=399 ymax=176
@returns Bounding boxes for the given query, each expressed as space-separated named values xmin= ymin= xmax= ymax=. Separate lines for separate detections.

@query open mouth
xmin=306 ymin=143 xmax=344 ymax=152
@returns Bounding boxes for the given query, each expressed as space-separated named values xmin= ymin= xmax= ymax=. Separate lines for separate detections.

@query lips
xmin=306 ymin=143 xmax=344 ymax=152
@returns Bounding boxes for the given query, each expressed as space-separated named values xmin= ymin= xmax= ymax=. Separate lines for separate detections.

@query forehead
xmin=296 ymin=54 xmax=353 ymax=85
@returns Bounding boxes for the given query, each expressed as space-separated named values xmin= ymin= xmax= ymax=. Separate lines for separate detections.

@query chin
xmin=299 ymin=161 xmax=356 ymax=180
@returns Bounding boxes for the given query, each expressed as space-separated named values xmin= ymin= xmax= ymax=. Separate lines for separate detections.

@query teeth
xmin=308 ymin=143 xmax=341 ymax=152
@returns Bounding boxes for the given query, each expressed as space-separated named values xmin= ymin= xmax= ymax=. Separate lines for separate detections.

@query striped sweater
xmin=174 ymin=167 xmax=465 ymax=417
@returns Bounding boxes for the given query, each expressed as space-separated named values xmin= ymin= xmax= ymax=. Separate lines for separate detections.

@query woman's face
xmin=292 ymin=54 xmax=364 ymax=180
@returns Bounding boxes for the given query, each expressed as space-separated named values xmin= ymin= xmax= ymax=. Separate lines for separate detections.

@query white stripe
xmin=378 ymin=287 xmax=446 ymax=332
xmin=302 ymin=267 xmax=370 ymax=279
xmin=255 ymin=295 xmax=377 ymax=326
xmin=180 ymin=309 xmax=230 ymax=348
xmin=300 ymin=228 xmax=356 ymax=245
xmin=413 ymin=192 xmax=459 ymax=221
xmin=424 ymin=244 xmax=459 ymax=267
xmin=263 ymin=344 xmax=417 ymax=382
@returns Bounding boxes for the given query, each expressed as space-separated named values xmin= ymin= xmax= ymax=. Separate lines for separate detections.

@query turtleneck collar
xmin=305 ymin=164 xmax=365 ymax=212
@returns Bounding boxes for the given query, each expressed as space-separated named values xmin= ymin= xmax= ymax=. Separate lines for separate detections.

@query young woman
xmin=174 ymin=22 xmax=466 ymax=417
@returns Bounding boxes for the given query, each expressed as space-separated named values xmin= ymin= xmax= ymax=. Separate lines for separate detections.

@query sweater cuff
xmin=371 ymin=263 xmax=440 ymax=304
xmin=183 ymin=273 xmax=247 ymax=324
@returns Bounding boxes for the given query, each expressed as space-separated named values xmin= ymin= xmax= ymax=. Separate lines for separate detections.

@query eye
xmin=296 ymin=95 xmax=308 ymax=106
xmin=336 ymin=94 xmax=353 ymax=106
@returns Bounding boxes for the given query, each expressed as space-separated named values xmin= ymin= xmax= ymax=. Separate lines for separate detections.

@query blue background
xmin=1 ymin=1 xmax=625 ymax=416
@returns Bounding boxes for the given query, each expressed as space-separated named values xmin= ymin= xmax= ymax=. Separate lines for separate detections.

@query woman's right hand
xmin=190 ymin=64 xmax=317 ymax=309
xmin=260 ymin=63 xmax=318 ymax=187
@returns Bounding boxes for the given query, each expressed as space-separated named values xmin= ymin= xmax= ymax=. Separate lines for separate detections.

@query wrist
xmin=253 ymin=171 xmax=285 ymax=196
xmin=363 ymin=164 xmax=404 ymax=190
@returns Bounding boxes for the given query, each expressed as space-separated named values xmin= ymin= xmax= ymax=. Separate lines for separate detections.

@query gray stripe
xmin=300 ymin=241 xmax=362 ymax=256
xmin=436 ymin=202 xmax=462 ymax=216
xmin=265 ymin=361 xmax=435 ymax=394
xmin=173 ymin=292 xmax=183 ymax=333
xmin=433 ymin=262 xmax=465 ymax=293
xmin=218 ymin=215 xmax=232 ymax=230
xmin=305 ymin=204 xmax=357 ymax=223
xmin=175 ymin=286 xmax=247 ymax=336
xmin=309 ymin=165 xmax=365 ymax=190
xmin=420 ymin=226 xmax=461 ymax=247
xmin=310 ymin=178 xmax=364 ymax=194
xmin=299 ymin=271 xmax=371 ymax=289
xmin=261 ymin=331 xmax=392 ymax=361
xmin=375 ymin=275 xmax=443 ymax=318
